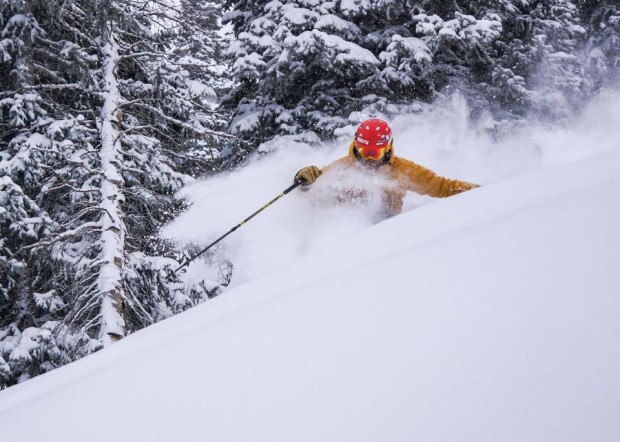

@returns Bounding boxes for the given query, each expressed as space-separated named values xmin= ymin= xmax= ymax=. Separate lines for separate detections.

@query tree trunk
xmin=97 ymin=36 xmax=126 ymax=345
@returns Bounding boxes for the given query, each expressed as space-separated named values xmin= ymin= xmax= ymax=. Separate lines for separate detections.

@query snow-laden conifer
xmin=0 ymin=0 xmax=232 ymax=387
xmin=223 ymin=0 xmax=390 ymax=141
xmin=224 ymin=0 xmax=605 ymax=140
xmin=579 ymin=1 xmax=620 ymax=90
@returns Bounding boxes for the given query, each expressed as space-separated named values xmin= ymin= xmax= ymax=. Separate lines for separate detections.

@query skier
xmin=294 ymin=118 xmax=479 ymax=217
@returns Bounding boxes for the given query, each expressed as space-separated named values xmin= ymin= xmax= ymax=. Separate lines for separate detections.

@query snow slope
xmin=1 ymin=138 xmax=619 ymax=441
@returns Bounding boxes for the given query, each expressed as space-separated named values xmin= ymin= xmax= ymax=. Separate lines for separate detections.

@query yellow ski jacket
xmin=322 ymin=142 xmax=479 ymax=216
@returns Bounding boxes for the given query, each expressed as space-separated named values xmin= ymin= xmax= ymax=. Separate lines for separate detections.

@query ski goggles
xmin=354 ymin=141 xmax=392 ymax=162
xmin=356 ymin=146 xmax=388 ymax=161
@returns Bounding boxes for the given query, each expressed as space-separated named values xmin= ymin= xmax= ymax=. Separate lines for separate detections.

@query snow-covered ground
xmin=1 ymin=90 xmax=619 ymax=442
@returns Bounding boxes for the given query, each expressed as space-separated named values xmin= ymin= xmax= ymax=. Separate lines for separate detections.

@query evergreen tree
xmin=223 ymin=0 xmax=391 ymax=142
xmin=578 ymin=0 xmax=620 ymax=90
xmin=0 ymin=0 xmax=76 ymax=386
xmin=224 ymin=0 xmax=606 ymax=141
xmin=0 ymin=0 xmax=232 ymax=387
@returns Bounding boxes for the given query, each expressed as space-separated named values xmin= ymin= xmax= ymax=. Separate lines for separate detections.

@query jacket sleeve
xmin=321 ymin=155 xmax=353 ymax=173
xmin=397 ymin=158 xmax=479 ymax=198
xmin=321 ymin=141 xmax=357 ymax=173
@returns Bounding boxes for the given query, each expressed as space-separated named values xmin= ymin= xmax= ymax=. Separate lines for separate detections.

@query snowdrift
xmin=0 ymin=148 xmax=619 ymax=442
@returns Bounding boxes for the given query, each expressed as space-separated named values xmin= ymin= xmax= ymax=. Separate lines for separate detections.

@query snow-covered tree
xmin=224 ymin=0 xmax=608 ymax=140
xmin=0 ymin=0 xmax=233 ymax=387
xmin=0 ymin=0 xmax=72 ymax=386
xmin=579 ymin=1 xmax=620 ymax=90
xmin=223 ymin=0 xmax=394 ymax=141
xmin=0 ymin=176 xmax=62 ymax=385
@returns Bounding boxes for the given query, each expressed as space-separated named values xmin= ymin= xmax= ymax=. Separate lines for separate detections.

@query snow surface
xmin=1 ymin=90 xmax=619 ymax=441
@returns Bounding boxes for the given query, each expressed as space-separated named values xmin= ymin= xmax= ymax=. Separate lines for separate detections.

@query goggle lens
xmin=357 ymin=146 xmax=387 ymax=161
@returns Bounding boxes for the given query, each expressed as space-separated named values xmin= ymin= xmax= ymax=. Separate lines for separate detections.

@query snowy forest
xmin=0 ymin=0 xmax=618 ymax=388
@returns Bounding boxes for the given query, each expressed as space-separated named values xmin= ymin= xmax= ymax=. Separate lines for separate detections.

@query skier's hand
xmin=449 ymin=181 xmax=480 ymax=194
xmin=295 ymin=166 xmax=322 ymax=186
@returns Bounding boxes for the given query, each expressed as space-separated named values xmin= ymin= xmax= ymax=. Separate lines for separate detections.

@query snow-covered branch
xmin=26 ymin=222 xmax=102 ymax=249
xmin=118 ymin=101 xmax=238 ymax=139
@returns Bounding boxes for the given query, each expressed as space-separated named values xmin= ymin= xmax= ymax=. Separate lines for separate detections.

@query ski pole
xmin=173 ymin=180 xmax=302 ymax=274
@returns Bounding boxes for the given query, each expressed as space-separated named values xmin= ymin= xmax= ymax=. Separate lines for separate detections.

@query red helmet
xmin=353 ymin=119 xmax=393 ymax=164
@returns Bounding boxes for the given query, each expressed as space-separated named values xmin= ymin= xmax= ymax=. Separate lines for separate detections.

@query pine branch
xmin=137 ymin=0 xmax=185 ymax=17
xmin=122 ymin=292 xmax=156 ymax=324
xmin=43 ymin=182 xmax=98 ymax=195
xmin=117 ymin=101 xmax=238 ymax=139
xmin=23 ymin=83 xmax=94 ymax=93
xmin=118 ymin=51 xmax=173 ymax=62
xmin=27 ymin=222 xmax=102 ymax=249
xmin=68 ymin=298 xmax=103 ymax=331
xmin=57 ymin=14 xmax=98 ymax=48
xmin=32 ymin=63 xmax=69 ymax=84
xmin=115 ymin=38 xmax=168 ymax=67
